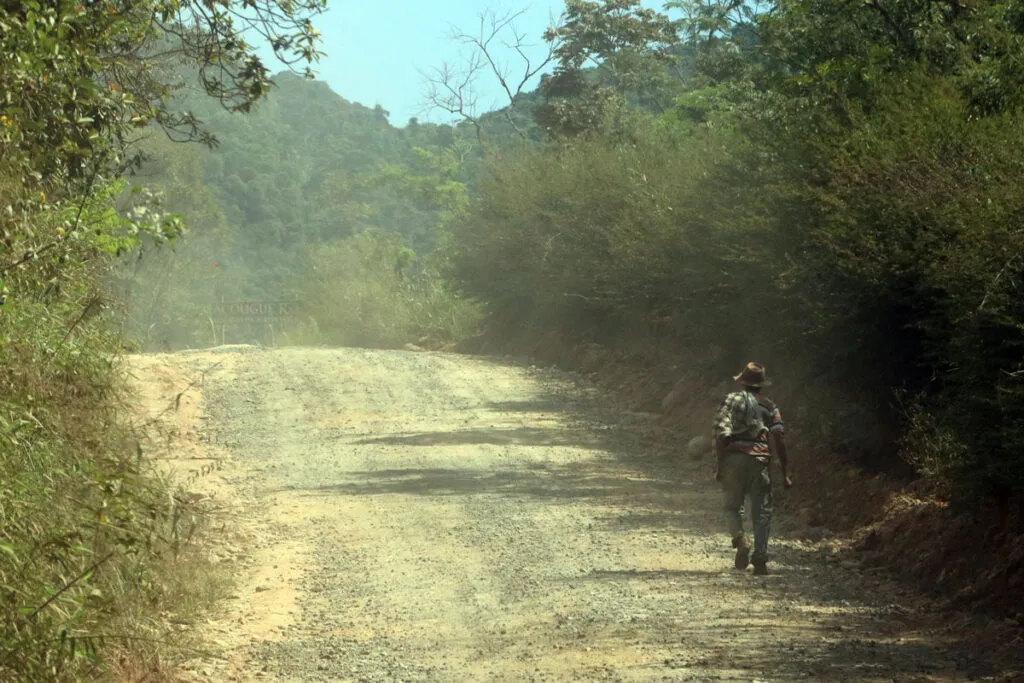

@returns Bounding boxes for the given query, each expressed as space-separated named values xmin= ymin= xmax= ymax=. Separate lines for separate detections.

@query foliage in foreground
xmin=1 ymin=0 xmax=324 ymax=675
xmin=0 ymin=189 xmax=222 ymax=680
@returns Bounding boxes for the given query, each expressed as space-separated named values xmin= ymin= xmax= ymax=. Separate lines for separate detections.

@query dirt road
xmin=132 ymin=346 xmax=1021 ymax=682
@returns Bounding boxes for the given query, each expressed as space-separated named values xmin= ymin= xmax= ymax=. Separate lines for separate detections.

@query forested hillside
xmin=117 ymin=72 xmax=492 ymax=348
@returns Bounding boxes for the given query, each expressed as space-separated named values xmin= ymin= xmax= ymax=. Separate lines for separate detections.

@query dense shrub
xmin=451 ymin=118 xmax=774 ymax=347
xmin=450 ymin=1 xmax=1024 ymax=505
xmin=0 ymin=188 xmax=218 ymax=678
xmin=301 ymin=229 xmax=482 ymax=348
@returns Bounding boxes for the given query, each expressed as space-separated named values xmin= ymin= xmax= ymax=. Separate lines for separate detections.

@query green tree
xmin=537 ymin=0 xmax=680 ymax=136
xmin=1 ymin=0 xmax=324 ymax=291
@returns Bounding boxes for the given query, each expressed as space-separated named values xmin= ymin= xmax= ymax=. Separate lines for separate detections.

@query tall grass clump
xmin=0 ymin=182 xmax=222 ymax=679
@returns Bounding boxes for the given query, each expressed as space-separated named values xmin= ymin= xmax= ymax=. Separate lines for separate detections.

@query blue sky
xmin=277 ymin=1 xmax=663 ymax=127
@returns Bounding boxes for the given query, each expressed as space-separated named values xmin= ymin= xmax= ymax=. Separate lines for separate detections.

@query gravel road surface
xmin=133 ymin=346 xmax=1023 ymax=682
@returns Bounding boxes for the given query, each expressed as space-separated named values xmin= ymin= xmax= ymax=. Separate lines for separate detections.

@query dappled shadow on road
xmin=583 ymin=568 xmax=722 ymax=580
xmin=576 ymin=559 xmax=863 ymax=609
xmin=291 ymin=463 xmax=683 ymax=505
xmin=652 ymin=620 xmax=972 ymax=681
xmin=281 ymin=357 xmax=1021 ymax=681
xmin=485 ymin=398 xmax=575 ymax=414
xmin=351 ymin=426 xmax=600 ymax=449
xmin=574 ymin=568 xmax=987 ymax=680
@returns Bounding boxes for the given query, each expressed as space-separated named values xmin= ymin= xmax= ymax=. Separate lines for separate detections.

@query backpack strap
xmin=755 ymin=396 xmax=779 ymax=435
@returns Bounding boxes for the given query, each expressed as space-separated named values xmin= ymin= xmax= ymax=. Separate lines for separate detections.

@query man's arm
xmin=714 ymin=433 xmax=728 ymax=481
xmin=770 ymin=431 xmax=793 ymax=488
xmin=766 ymin=400 xmax=792 ymax=488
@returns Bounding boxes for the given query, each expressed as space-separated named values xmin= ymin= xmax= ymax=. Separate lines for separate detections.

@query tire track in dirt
xmin=132 ymin=346 xmax=1023 ymax=682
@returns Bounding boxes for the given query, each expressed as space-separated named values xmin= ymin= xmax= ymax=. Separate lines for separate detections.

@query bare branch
xmin=422 ymin=58 xmax=486 ymax=144
xmin=424 ymin=7 xmax=562 ymax=144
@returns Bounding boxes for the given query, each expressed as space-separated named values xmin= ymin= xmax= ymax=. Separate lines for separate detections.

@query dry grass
xmin=0 ymin=292 xmax=232 ymax=679
xmin=103 ymin=527 xmax=233 ymax=682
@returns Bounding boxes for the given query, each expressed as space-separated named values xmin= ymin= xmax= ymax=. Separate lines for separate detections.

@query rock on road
xmin=133 ymin=346 xmax=1017 ymax=682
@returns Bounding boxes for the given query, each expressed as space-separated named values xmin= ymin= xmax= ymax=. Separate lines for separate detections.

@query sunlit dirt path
xmin=130 ymin=346 xmax=1020 ymax=682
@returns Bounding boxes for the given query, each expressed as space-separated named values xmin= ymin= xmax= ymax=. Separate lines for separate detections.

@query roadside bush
xmin=452 ymin=66 xmax=1024 ymax=505
xmin=114 ymin=231 xmax=239 ymax=351
xmin=450 ymin=118 xmax=776 ymax=351
xmin=1 ymin=0 xmax=323 ymax=674
xmin=302 ymin=229 xmax=482 ymax=348
xmin=0 ymin=182 xmax=218 ymax=679
xmin=112 ymin=135 xmax=239 ymax=351
xmin=774 ymin=75 xmax=1024 ymax=501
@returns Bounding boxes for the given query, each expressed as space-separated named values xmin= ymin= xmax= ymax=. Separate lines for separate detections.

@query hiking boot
xmin=751 ymin=553 xmax=769 ymax=575
xmin=732 ymin=534 xmax=751 ymax=570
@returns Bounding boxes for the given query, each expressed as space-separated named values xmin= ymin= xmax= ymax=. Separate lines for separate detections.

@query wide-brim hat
xmin=733 ymin=362 xmax=772 ymax=387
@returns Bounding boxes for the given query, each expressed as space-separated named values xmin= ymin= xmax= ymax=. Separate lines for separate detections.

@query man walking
xmin=712 ymin=362 xmax=792 ymax=575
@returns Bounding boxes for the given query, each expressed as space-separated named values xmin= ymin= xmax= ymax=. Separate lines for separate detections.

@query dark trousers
xmin=720 ymin=452 xmax=773 ymax=561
